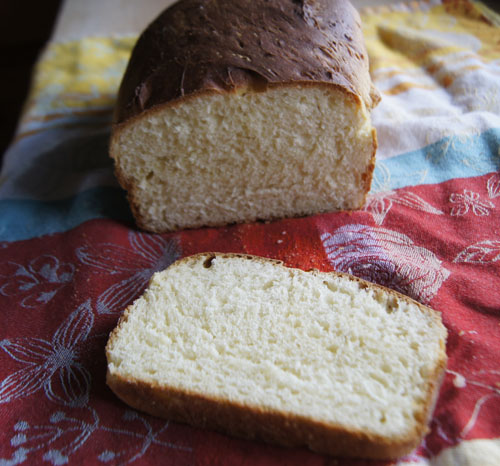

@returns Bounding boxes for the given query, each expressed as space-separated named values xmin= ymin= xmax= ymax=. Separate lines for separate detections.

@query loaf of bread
xmin=106 ymin=253 xmax=447 ymax=459
xmin=110 ymin=0 xmax=380 ymax=232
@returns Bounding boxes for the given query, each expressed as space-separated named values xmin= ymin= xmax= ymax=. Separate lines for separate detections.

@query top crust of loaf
xmin=114 ymin=0 xmax=380 ymax=124
xmin=106 ymin=253 xmax=447 ymax=460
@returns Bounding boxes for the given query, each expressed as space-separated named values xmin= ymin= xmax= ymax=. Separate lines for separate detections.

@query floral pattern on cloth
xmin=320 ymin=224 xmax=450 ymax=303
xmin=1 ymin=0 xmax=500 ymax=465
xmin=0 ymin=300 xmax=93 ymax=406
xmin=0 ymin=255 xmax=75 ymax=309
xmin=76 ymin=232 xmax=181 ymax=314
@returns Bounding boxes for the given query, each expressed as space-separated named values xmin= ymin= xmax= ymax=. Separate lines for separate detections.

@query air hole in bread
xmin=203 ymin=256 xmax=215 ymax=268
xmin=323 ymin=280 xmax=338 ymax=292
xmin=263 ymin=280 xmax=274 ymax=290
xmin=386 ymin=297 xmax=398 ymax=314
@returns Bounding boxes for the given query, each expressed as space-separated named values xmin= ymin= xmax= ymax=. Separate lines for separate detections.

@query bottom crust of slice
xmin=106 ymin=370 xmax=429 ymax=460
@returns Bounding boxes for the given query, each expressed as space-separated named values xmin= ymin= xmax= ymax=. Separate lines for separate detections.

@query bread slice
xmin=106 ymin=253 xmax=447 ymax=460
xmin=110 ymin=0 xmax=380 ymax=232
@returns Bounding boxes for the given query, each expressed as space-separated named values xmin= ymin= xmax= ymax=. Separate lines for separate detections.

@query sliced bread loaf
xmin=106 ymin=253 xmax=447 ymax=459
xmin=110 ymin=0 xmax=380 ymax=232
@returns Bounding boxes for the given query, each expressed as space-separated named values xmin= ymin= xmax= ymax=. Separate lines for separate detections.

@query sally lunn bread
xmin=106 ymin=253 xmax=447 ymax=460
xmin=110 ymin=0 xmax=380 ymax=232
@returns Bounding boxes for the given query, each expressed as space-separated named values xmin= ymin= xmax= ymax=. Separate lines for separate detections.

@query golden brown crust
xmin=114 ymin=0 xmax=379 ymax=125
xmin=106 ymin=252 xmax=447 ymax=459
xmin=106 ymin=371 xmax=421 ymax=459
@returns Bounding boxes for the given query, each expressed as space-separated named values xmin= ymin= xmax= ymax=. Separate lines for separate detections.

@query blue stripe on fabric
xmin=1 ymin=128 xmax=499 ymax=242
xmin=0 ymin=187 xmax=133 ymax=242
xmin=371 ymin=127 xmax=500 ymax=192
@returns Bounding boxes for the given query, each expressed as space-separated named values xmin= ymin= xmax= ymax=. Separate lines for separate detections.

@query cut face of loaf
xmin=112 ymin=85 xmax=376 ymax=231
xmin=106 ymin=253 xmax=447 ymax=460
xmin=110 ymin=0 xmax=380 ymax=232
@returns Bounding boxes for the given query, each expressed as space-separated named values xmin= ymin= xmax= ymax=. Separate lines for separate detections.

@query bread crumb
xmin=453 ymin=373 xmax=466 ymax=388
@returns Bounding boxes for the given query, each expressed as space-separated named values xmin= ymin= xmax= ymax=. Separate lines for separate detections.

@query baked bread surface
xmin=114 ymin=0 xmax=379 ymax=123
xmin=106 ymin=253 xmax=447 ymax=460
xmin=110 ymin=0 xmax=380 ymax=233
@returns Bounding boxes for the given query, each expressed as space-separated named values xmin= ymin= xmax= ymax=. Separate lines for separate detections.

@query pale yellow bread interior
xmin=106 ymin=253 xmax=447 ymax=458
xmin=111 ymin=85 xmax=376 ymax=232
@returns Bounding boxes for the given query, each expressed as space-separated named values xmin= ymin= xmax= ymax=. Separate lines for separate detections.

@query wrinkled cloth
xmin=0 ymin=1 xmax=499 ymax=464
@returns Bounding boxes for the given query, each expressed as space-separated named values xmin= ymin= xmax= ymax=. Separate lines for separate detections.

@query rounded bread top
xmin=114 ymin=0 xmax=380 ymax=124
